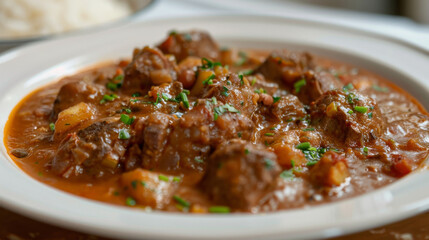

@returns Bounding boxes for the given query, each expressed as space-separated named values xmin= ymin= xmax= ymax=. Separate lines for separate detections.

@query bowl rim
xmin=1 ymin=14 xmax=429 ymax=240
xmin=0 ymin=0 xmax=156 ymax=45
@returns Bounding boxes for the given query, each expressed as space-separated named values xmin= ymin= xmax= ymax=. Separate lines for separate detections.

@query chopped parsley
xmin=368 ymin=112 xmax=373 ymax=119
xmin=273 ymin=96 xmax=281 ymax=103
xmin=244 ymin=148 xmax=249 ymax=155
xmin=264 ymin=133 xmax=274 ymax=136
xmin=239 ymin=74 xmax=244 ymax=85
xmin=237 ymin=132 xmax=242 ymax=138
xmin=118 ymin=129 xmax=131 ymax=140
xmin=194 ymin=157 xmax=204 ymax=163
xmin=120 ymin=114 xmax=135 ymax=125
xmin=294 ymin=79 xmax=306 ymax=93
xmin=132 ymin=92 xmax=141 ymax=97
xmin=123 ymin=108 xmax=132 ymax=113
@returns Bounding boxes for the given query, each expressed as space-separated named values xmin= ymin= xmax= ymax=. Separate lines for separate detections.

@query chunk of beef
xmin=51 ymin=120 xmax=132 ymax=179
xmin=123 ymin=46 xmax=178 ymax=92
xmin=158 ymin=30 xmax=219 ymax=62
xmin=271 ymin=94 xmax=306 ymax=122
xmin=200 ymin=73 xmax=258 ymax=115
xmin=310 ymin=90 xmax=385 ymax=147
xmin=137 ymin=112 xmax=175 ymax=169
xmin=295 ymin=71 xmax=343 ymax=104
xmin=52 ymin=81 xmax=103 ymax=120
xmin=201 ymin=139 xmax=281 ymax=211
xmin=138 ymin=102 xmax=254 ymax=181
xmin=254 ymin=50 xmax=314 ymax=84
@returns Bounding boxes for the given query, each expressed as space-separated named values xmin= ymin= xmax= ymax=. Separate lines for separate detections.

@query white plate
xmin=1 ymin=15 xmax=429 ymax=240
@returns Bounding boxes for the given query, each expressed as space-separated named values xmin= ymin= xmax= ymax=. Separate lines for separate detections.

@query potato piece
xmin=272 ymin=143 xmax=306 ymax=168
xmin=191 ymin=69 xmax=214 ymax=96
xmin=55 ymin=102 xmax=94 ymax=134
xmin=309 ymin=152 xmax=349 ymax=187
xmin=120 ymin=168 xmax=178 ymax=209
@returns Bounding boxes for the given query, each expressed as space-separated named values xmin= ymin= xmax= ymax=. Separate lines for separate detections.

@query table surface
xmin=1 ymin=206 xmax=428 ymax=240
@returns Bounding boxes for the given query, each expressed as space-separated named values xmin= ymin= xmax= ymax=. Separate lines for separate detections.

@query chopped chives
xmin=209 ymin=206 xmax=230 ymax=213
xmin=296 ymin=142 xmax=311 ymax=150
xmin=125 ymin=197 xmax=136 ymax=206
xmin=294 ymin=79 xmax=306 ymax=93
xmin=221 ymin=86 xmax=229 ymax=97
xmin=264 ymin=133 xmax=274 ymax=136
xmin=173 ymin=176 xmax=181 ymax=182
xmin=302 ymin=128 xmax=315 ymax=131
xmin=203 ymin=74 xmax=215 ymax=85
xmin=173 ymin=195 xmax=190 ymax=208
xmin=118 ymin=129 xmax=130 ymax=139
xmin=120 ymin=114 xmax=135 ymax=125
xmin=158 ymin=174 xmax=169 ymax=182
xmin=49 ymin=122 xmax=55 ymax=131
xmin=354 ymin=106 xmax=368 ymax=113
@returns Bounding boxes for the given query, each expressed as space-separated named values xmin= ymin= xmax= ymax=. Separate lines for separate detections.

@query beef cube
xmin=310 ymin=90 xmax=385 ymax=147
xmin=51 ymin=120 xmax=132 ymax=179
xmin=254 ymin=50 xmax=314 ymax=84
xmin=158 ymin=30 xmax=220 ymax=62
xmin=201 ymin=139 xmax=281 ymax=211
xmin=123 ymin=46 xmax=178 ymax=92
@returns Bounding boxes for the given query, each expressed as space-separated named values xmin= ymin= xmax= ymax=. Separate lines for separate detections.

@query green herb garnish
xmin=118 ymin=129 xmax=131 ymax=139
xmin=294 ymin=79 xmax=306 ymax=93
xmin=173 ymin=195 xmax=190 ymax=208
xmin=120 ymin=114 xmax=135 ymax=125
xmin=49 ymin=122 xmax=55 ymax=131
xmin=354 ymin=106 xmax=368 ymax=113
xmin=209 ymin=206 xmax=230 ymax=213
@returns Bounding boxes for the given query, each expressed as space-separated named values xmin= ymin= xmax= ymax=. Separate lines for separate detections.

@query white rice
xmin=0 ymin=0 xmax=132 ymax=39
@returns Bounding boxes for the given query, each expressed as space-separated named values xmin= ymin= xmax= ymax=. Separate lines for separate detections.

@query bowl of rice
xmin=0 ymin=0 xmax=154 ymax=52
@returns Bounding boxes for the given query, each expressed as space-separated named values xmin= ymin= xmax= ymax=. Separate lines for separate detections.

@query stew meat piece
xmin=202 ymin=139 xmax=280 ymax=211
xmin=5 ymin=30 xmax=429 ymax=213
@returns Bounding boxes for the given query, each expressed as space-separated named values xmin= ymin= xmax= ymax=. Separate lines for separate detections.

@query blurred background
xmin=1 ymin=0 xmax=428 ymax=53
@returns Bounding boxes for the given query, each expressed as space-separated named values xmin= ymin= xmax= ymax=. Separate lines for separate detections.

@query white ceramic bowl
xmin=1 ymin=15 xmax=429 ymax=240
